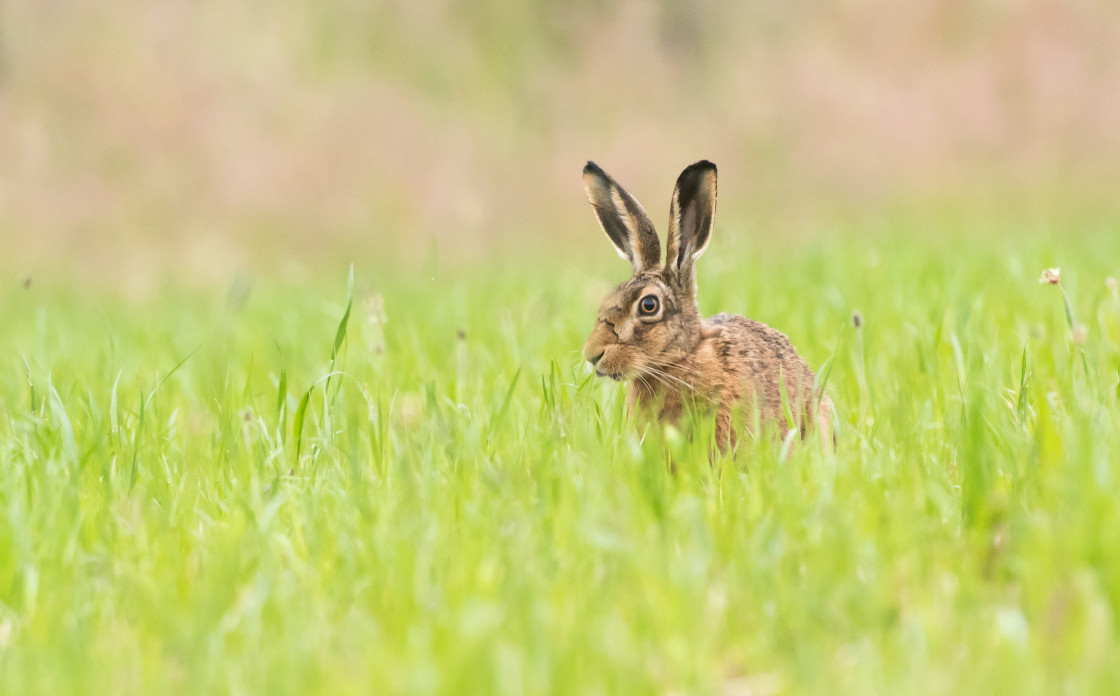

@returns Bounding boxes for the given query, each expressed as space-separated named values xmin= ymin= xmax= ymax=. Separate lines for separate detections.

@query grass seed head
xmin=1039 ymin=267 xmax=1061 ymax=285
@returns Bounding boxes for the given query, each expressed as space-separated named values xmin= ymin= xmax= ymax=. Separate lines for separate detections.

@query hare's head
xmin=582 ymin=160 xmax=718 ymax=380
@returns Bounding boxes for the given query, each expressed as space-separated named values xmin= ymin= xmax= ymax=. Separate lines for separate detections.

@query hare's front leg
xmin=657 ymin=393 xmax=683 ymax=428
xmin=715 ymin=401 xmax=738 ymax=453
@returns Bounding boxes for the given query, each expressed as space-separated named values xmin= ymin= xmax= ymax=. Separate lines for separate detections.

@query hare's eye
xmin=639 ymin=295 xmax=660 ymax=315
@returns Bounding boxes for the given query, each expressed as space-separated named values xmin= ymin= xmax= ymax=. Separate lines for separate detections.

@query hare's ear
xmin=665 ymin=160 xmax=717 ymax=292
xmin=583 ymin=162 xmax=661 ymax=273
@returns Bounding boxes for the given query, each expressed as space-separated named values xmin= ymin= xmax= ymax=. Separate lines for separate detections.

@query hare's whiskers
xmin=638 ymin=364 xmax=696 ymax=394
xmin=635 ymin=373 xmax=655 ymax=394
xmin=634 ymin=365 xmax=675 ymax=393
xmin=647 ymin=359 xmax=702 ymax=378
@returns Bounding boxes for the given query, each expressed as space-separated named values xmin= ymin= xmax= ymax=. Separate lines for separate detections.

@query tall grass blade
xmin=489 ymin=367 xmax=522 ymax=441
xmin=293 ymin=388 xmax=312 ymax=461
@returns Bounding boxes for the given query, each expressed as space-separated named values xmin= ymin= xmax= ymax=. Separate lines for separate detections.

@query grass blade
xmin=489 ymin=367 xmax=522 ymax=440
xmin=145 ymin=345 xmax=201 ymax=409
xmin=330 ymin=264 xmax=355 ymax=367
xmin=325 ymin=264 xmax=355 ymax=406
xmin=293 ymin=388 xmax=312 ymax=461
xmin=47 ymin=382 xmax=78 ymax=466
xmin=276 ymin=367 xmax=288 ymax=429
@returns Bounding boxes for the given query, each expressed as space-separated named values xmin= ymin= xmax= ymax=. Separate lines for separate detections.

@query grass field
xmin=2 ymin=220 xmax=1120 ymax=695
xmin=5 ymin=1 xmax=1120 ymax=693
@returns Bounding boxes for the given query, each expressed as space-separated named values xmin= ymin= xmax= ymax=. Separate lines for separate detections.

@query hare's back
xmin=705 ymin=313 xmax=816 ymax=405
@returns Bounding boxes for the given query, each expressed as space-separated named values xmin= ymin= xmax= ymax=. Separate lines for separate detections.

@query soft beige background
xmin=3 ymin=0 xmax=1119 ymax=281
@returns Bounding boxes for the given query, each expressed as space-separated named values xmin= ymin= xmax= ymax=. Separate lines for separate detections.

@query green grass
xmin=2 ymin=228 xmax=1120 ymax=695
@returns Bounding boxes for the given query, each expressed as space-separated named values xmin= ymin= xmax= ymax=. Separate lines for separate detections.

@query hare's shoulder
xmin=703 ymin=313 xmax=804 ymax=363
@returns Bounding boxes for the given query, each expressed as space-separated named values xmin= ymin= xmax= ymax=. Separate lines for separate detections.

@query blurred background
xmin=3 ymin=0 xmax=1119 ymax=286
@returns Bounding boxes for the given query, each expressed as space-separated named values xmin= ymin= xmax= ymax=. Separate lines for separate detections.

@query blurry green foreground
xmin=3 ymin=225 xmax=1120 ymax=694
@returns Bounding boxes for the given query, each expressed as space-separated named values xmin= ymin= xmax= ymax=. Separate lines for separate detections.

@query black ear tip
xmin=677 ymin=160 xmax=718 ymax=188
xmin=584 ymin=161 xmax=604 ymax=176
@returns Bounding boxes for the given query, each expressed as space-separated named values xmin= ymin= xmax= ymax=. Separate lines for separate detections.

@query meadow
xmin=5 ymin=1 xmax=1120 ymax=693
xmin=3 ymin=216 xmax=1120 ymax=695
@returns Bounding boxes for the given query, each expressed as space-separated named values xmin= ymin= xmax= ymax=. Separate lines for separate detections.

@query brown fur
xmin=581 ymin=160 xmax=835 ymax=451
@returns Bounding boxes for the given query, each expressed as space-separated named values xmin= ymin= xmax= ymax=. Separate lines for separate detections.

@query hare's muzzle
xmin=583 ymin=345 xmax=625 ymax=381
xmin=585 ymin=348 xmax=613 ymax=378
xmin=584 ymin=322 xmax=627 ymax=380
xmin=582 ymin=332 xmax=609 ymax=370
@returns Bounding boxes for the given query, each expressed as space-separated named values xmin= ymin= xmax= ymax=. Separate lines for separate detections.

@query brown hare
xmin=581 ymin=160 xmax=835 ymax=451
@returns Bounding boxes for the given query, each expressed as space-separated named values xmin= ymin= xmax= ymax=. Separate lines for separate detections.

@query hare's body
xmin=581 ymin=160 xmax=834 ymax=450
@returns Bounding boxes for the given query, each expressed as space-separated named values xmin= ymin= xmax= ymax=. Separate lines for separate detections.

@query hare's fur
xmin=581 ymin=160 xmax=834 ymax=450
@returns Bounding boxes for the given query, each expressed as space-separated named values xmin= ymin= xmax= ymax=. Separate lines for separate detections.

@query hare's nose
xmin=588 ymin=351 xmax=604 ymax=367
